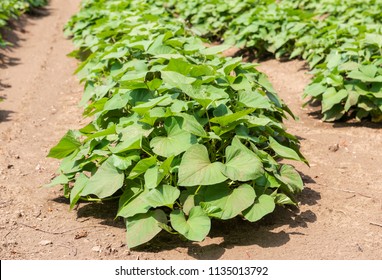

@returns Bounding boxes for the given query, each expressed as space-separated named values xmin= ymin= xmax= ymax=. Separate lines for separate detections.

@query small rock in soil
xmin=2 ymin=240 xmax=18 ymax=247
xmin=74 ymin=230 xmax=88 ymax=239
xmin=39 ymin=240 xmax=53 ymax=246
xmin=92 ymin=245 xmax=101 ymax=252
xmin=329 ymin=143 xmax=340 ymax=152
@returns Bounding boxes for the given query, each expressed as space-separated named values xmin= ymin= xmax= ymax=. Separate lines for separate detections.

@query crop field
xmin=0 ymin=0 xmax=381 ymax=260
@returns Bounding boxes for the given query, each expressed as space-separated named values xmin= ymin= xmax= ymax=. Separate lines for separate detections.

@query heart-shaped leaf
xmin=243 ymin=194 xmax=275 ymax=222
xmin=223 ymin=137 xmax=263 ymax=181
xmin=178 ymin=145 xmax=227 ymax=186
xmin=145 ymin=185 xmax=180 ymax=208
xmin=150 ymin=117 xmax=197 ymax=157
xmin=117 ymin=187 xmax=151 ymax=218
xmin=322 ymin=88 xmax=348 ymax=113
xmin=81 ymin=157 xmax=124 ymax=198
xmin=126 ymin=209 xmax=167 ymax=248
xmin=204 ymin=183 xmax=256 ymax=219
xmin=277 ymin=164 xmax=304 ymax=192
xmin=170 ymin=206 xmax=211 ymax=241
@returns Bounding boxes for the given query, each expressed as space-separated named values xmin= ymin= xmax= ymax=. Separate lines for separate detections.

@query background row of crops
xmin=0 ymin=0 xmax=48 ymax=47
xmin=159 ymin=0 xmax=382 ymax=122
xmin=47 ymin=0 xmax=307 ymax=248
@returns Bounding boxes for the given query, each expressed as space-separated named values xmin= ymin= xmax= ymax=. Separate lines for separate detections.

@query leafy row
xmin=158 ymin=0 xmax=382 ymax=122
xmin=48 ymin=0 xmax=306 ymax=248
xmin=0 ymin=0 xmax=48 ymax=47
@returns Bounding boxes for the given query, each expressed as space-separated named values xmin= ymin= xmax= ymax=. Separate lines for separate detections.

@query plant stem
xmin=195 ymin=185 xmax=202 ymax=195
xmin=81 ymin=195 xmax=121 ymax=202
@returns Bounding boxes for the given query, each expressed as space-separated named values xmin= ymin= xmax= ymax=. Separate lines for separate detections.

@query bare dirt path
xmin=0 ymin=1 xmax=381 ymax=260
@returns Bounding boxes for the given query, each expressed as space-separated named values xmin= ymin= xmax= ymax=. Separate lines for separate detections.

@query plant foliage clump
xmin=47 ymin=0 xmax=306 ymax=248
xmin=158 ymin=0 xmax=382 ymax=122
xmin=0 ymin=0 xmax=48 ymax=47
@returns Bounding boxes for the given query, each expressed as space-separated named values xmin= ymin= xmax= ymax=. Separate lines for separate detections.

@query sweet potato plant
xmin=47 ymin=0 xmax=306 ymax=248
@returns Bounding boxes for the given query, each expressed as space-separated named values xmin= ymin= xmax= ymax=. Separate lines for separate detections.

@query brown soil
xmin=1 ymin=0 xmax=381 ymax=260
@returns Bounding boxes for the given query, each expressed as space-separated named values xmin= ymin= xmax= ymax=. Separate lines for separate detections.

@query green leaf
xmin=200 ymin=45 xmax=231 ymax=55
xmin=161 ymin=71 xmax=196 ymax=87
xmin=179 ymin=84 xmax=229 ymax=108
xmin=338 ymin=61 xmax=359 ymax=72
xmin=47 ymin=130 xmax=81 ymax=159
xmin=344 ymin=91 xmax=360 ymax=111
xmin=223 ymin=138 xmax=263 ymax=181
xmin=322 ymin=88 xmax=348 ymax=113
xmin=83 ymin=124 xmax=116 ymax=143
xmin=69 ymin=173 xmax=88 ymax=210
xmin=359 ymin=65 xmax=378 ymax=78
xmin=145 ymin=185 xmax=180 ymax=208
xmin=170 ymin=206 xmax=210 ymax=241
xmin=133 ymin=95 xmax=173 ymax=115
xmin=348 ymin=65 xmax=382 ymax=82
xmin=126 ymin=209 xmax=167 ymax=248
xmin=326 ymin=74 xmax=343 ymax=87
xmin=117 ymin=187 xmax=151 ymax=218
xmin=275 ymin=193 xmax=296 ymax=205
xmin=111 ymin=154 xmax=138 ymax=170
xmin=243 ymin=194 xmax=275 ymax=222
xmin=222 ymin=57 xmax=242 ymax=75
xmin=204 ymin=184 xmax=256 ymax=220
xmin=150 ymin=117 xmax=197 ymax=157
xmin=365 ymin=33 xmax=382 ymax=48
xmin=258 ymin=74 xmax=276 ymax=94
xmin=103 ymin=92 xmax=130 ymax=110
xmin=326 ymin=52 xmax=342 ymax=69
xmin=144 ymin=156 xmax=173 ymax=189
xmin=277 ymin=164 xmax=304 ymax=192
xmin=81 ymin=157 xmax=124 ymax=198
xmin=322 ymin=104 xmax=346 ymax=121
xmin=210 ymin=108 xmax=255 ymax=126
xmin=178 ymin=145 xmax=227 ymax=186
xmin=175 ymin=113 xmax=207 ymax=137
xmin=109 ymin=124 xmax=153 ymax=154
xmin=128 ymin=157 xmax=157 ymax=179
xmin=304 ymin=83 xmax=327 ymax=98
xmin=182 ymin=194 xmax=198 ymax=215
xmin=238 ymin=91 xmax=271 ymax=109
xmin=163 ymin=58 xmax=192 ymax=75
xmin=44 ymin=173 xmax=70 ymax=188
xmin=143 ymin=166 xmax=160 ymax=189
xmin=269 ymin=137 xmax=302 ymax=161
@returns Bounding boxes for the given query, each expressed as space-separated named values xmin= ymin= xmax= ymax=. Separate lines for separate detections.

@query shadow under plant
xmin=143 ymin=187 xmax=319 ymax=260
xmin=137 ymin=171 xmax=319 ymax=259
xmin=54 ymin=182 xmax=320 ymax=260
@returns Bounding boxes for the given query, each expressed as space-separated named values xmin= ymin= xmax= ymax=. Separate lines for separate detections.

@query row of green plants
xmin=48 ymin=0 xmax=306 ymax=248
xmin=0 ymin=0 xmax=48 ymax=47
xmin=158 ymin=0 xmax=382 ymax=122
